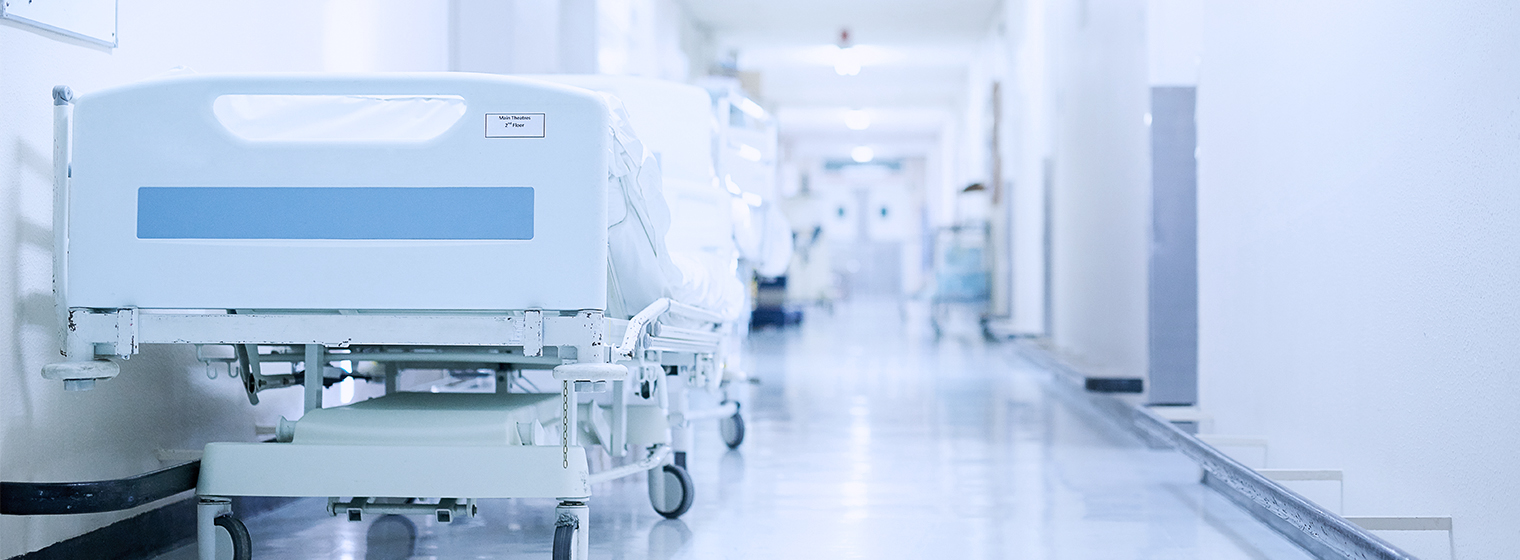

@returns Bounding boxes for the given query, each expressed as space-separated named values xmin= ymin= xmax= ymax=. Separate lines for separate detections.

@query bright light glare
xmin=851 ymin=146 xmax=874 ymax=163
xmin=742 ymin=192 xmax=763 ymax=207
xmin=844 ymin=110 xmax=871 ymax=130
xmin=725 ymin=175 xmax=744 ymax=196
xmin=835 ymin=46 xmax=861 ymax=76
xmin=737 ymin=97 xmax=768 ymax=120
xmin=737 ymin=143 xmax=763 ymax=162
xmin=339 ymin=377 xmax=355 ymax=404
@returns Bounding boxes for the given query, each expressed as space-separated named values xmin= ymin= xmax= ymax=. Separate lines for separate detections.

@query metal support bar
xmin=680 ymin=400 xmax=739 ymax=423
xmin=304 ymin=344 xmax=323 ymax=412
xmin=615 ymin=299 xmax=670 ymax=360
xmin=258 ymin=351 xmax=561 ymax=366
xmin=610 ymin=379 xmax=627 ymax=457
xmin=52 ymin=86 xmax=72 ymax=360
xmin=1015 ymin=342 xmax=1417 ymax=560
xmin=587 ymin=445 xmax=671 ymax=485
xmin=648 ymin=323 xmax=722 ymax=344
xmin=644 ymin=337 xmax=716 ymax=354
xmin=384 ymin=362 xmax=399 ymax=394
xmin=327 ymin=497 xmax=476 ymax=523
xmin=665 ymin=300 xmax=724 ymax=324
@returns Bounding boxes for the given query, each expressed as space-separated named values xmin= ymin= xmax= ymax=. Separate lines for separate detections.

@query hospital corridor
xmin=2 ymin=1 xmax=1518 ymax=560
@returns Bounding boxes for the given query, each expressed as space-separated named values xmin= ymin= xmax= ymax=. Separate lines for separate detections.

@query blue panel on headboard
xmin=137 ymin=186 xmax=534 ymax=240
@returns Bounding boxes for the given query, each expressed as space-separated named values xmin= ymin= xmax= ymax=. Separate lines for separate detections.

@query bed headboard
xmin=63 ymin=73 xmax=608 ymax=312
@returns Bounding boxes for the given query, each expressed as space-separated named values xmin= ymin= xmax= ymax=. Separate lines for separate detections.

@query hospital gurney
xmin=43 ymin=73 xmax=727 ymax=560
xmin=930 ymin=224 xmax=992 ymax=338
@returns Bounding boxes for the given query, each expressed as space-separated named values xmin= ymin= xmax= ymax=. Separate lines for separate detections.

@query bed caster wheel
xmin=213 ymin=515 xmax=252 ymax=560
xmin=719 ymin=406 xmax=745 ymax=449
xmin=365 ymin=515 xmax=417 ymax=560
xmin=648 ymin=464 xmax=694 ymax=519
xmin=552 ymin=512 xmax=581 ymax=560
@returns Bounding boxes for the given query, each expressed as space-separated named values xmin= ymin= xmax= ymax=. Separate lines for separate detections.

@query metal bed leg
xmin=197 ymin=496 xmax=249 ymax=560
xmin=304 ymin=344 xmax=324 ymax=412
xmin=611 ymin=379 xmax=627 ymax=457
xmin=667 ymin=370 xmax=691 ymax=469
xmin=384 ymin=362 xmax=399 ymax=395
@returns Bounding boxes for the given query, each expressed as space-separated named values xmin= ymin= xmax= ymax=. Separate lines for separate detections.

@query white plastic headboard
xmin=64 ymin=73 xmax=609 ymax=311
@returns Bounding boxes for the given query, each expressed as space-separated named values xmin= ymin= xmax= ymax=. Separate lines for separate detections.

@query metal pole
xmin=52 ymin=86 xmax=73 ymax=357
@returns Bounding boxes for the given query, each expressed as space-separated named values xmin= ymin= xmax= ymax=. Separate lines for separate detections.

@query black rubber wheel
xmin=719 ymin=406 xmax=745 ymax=449
xmin=214 ymin=514 xmax=252 ymax=560
xmin=364 ymin=515 xmax=417 ymax=560
xmin=648 ymin=464 xmax=694 ymax=519
xmin=552 ymin=518 xmax=577 ymax=560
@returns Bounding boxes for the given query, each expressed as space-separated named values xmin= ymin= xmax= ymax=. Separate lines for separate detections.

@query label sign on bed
xmin=485 ymin=113 xmax=546 ymax=138
xmin=136 ymin=186 xmax=534 ymax=240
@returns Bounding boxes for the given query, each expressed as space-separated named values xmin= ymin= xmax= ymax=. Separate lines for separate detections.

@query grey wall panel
xmin=1148 ymin=86 xmax=1199 ymax=405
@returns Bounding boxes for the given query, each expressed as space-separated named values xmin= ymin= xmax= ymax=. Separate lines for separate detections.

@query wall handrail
xmin=1015 ymin=341 xmax=1418 ymax=560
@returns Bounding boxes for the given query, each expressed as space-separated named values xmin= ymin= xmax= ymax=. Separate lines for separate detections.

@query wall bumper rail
xmin=1 ymin=461 xmax=199 ymax=516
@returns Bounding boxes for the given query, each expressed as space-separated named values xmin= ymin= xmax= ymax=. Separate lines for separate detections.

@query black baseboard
xmin=1084 ymin=377 xmax=1144 ymax=393
xmin=7 ymin=496 xmax=296 ymax=560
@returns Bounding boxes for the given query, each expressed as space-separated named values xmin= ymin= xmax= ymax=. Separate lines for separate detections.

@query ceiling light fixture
xmin=835 ymin=48 xmax=861 ymax=76
xmin=835 ymin=28 xmax=860 ymax=76
xmin=851 ymin=146 xmax=874 ymax=163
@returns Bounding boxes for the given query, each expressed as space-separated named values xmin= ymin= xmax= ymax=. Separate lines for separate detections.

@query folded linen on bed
xmin=600 ymin=93 xmax=683 ymax=319
xmin=599 ymin=94 xmax=744 ymax=322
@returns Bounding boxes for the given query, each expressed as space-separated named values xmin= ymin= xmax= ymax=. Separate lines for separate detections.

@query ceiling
xmin=680 ymin=0 xmax=1000 ymax=154
xmin=680 ymin=0 xmax=1002 ymax=46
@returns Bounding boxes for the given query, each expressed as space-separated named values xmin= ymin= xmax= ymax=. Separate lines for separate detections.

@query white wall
xmin=1197 ymin=1 xmax=1520 ymax=556
xmin=957 ymin=0 xmax=1148 ymax=345
xmin=1005 ymin=0 xmax=1053 ymax=335
xmin=1041 ymin=0 xmax=1151 ymax=377
xmin=597 ymin=0 xmax=696 ymax=80
xmin=453 ymin=0 xmax=702 ymax=80
xmin=0 ymin=2 xmax=447 ymax=556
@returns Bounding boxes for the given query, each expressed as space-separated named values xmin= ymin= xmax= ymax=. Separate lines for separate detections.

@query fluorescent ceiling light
xmin=737 ymin=143 xmax=763 ymax=162
xmin=844 ymin=110 xmax=871 ymax=130
xmin=834 ymin=46 xmax=861 ymax=76
xmin=851 ymin=146 xmax=874 ymax=163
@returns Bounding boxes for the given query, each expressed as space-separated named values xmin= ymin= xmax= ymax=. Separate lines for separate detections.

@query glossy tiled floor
xmin=158 ymin=300 xmax=1311 ymax=559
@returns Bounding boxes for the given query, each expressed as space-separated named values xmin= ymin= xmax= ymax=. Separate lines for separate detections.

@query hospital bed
xmin=43 ymin=73 xmax=730 ymax=560
xmin=524 ymin=74 xmax=753 ymax=470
